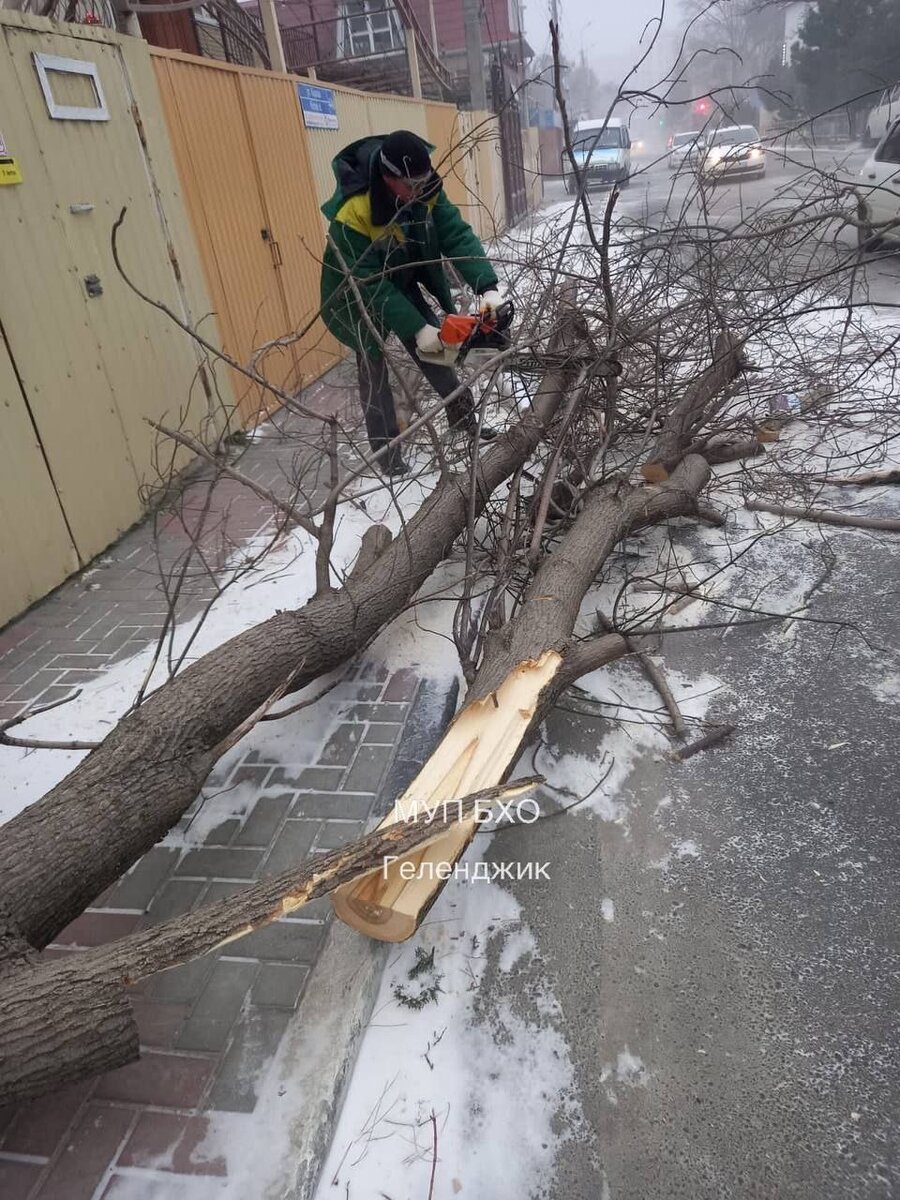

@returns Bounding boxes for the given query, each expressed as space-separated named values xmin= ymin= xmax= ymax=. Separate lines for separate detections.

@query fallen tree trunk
xmin=0 ymin=779 xmax=537 ymax=1106
xmin=334 ymin=331 xmax=747 ymax=940
xmin=333 ymin=454 xmax=713 ymax=941
xmin=0 ymin=340 xmax=586 ymax=961
xmin=746 ymin=499 xmax=900 ymax=533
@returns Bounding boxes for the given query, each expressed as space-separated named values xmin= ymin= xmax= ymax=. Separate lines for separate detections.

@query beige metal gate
xmin=0 ymin=12 xmax=224 ymax=627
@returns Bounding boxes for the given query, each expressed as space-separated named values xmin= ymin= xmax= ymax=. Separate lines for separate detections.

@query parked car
xmin=857 ymin=117 xmax=900 ymax=249
xmin=864 ymin=84 xmax=900 ymax=146
xmin=667 ymin=130 xmax=705 ymax=171
xmin=699 ymin=125 xmax=766 ymax=181
xmin=562 ymin=117 xmax=631 ymax=193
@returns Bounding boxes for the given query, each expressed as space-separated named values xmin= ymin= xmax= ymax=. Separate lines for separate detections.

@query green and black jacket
xmin=320 ymin=135 xmax=498 ymax=357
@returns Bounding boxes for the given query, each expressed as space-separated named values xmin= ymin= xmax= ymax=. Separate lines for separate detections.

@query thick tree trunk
xmin=0 ymin=780 xmax=535 ymax=1106
xmin=0 ymin=353 xmax=584 ymax=961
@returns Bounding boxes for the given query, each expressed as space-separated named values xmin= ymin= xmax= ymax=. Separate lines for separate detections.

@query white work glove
xmin=414 ymin=324 xmax=447 ymax=359
xmin=478 ymin=289 xmax=506 ymax=319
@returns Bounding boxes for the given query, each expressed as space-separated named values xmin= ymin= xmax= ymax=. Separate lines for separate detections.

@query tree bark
xmin=0 ymin=348 xmax=586 ymax=961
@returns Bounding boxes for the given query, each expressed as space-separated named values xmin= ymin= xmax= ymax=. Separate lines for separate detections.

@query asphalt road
xmin=545 ymin=149 xmax=900 ymax=308
xmin=486 ymin=524 xmax=900 ymax=1200
xmin=480 ymin=163 xmax=900 ymax=1199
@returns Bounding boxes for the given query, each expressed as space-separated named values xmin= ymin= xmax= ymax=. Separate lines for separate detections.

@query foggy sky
xmin=524 ymin=0 xmax=681 ymax=79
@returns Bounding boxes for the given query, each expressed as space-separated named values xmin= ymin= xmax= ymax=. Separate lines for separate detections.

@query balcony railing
xmin=281 ymin=1 xmax=452 ymax=96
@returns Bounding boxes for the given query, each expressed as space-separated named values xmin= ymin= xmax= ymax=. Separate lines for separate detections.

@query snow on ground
xmin=0 ymin=469 xmax=438 ymax=828
xmin=313 ymin=870 xmax=582 ymax=1200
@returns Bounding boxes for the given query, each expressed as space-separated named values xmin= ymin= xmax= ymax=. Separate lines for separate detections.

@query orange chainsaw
xmin=437 ymin=300 xmax=515 ymax=365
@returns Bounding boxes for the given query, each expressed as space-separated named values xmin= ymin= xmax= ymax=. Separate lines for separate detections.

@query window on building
xmin=338 ymin=0 xmax=404 ymax=57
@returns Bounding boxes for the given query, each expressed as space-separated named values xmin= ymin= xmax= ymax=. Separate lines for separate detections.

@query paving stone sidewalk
xmin=0 ymin=378 xmax=455 ymax=1200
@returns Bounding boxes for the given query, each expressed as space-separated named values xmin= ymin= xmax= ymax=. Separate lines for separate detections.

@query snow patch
xmin=314 ymin=873 xmax=582 ymax=1199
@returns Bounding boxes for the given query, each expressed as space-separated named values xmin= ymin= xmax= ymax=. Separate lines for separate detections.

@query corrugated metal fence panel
xmin=363 ymin=92 xmax=428 ymax=140
xmin=238 ymin=69 xmax=342 ymax=389
xmin=0 ymin=337 xmax=79 ymax=627
xmin=302 ymin=85 xmax=373 ymax=211
xmin=471 ymin=112 xmax=506 ymax=241
xmin=150 ymin=50 xmax=299 ymax=424
xmin=0 ymin=24 xmax=140 ymax=559
xmin=425 ymin=101 xmax=469 ymax=213
xmin=151 ymin=53 xmax=243 ymax=417
xmin=0 ymin=14 xmax=223 ymax=576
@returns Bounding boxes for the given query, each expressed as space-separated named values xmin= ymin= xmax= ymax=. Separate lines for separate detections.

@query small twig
xmin=669 ymin=723 xmax=737 ymax=762
xmin=595 ymin=613 xmax=688 ymax=739
xmin=151 ymin=420 xmax=320 ymax=539
xmin=427 ymin=1111 xmax=438 ymax=1200
xmin=259 ymin=663 xmax=352 ymax=721
xmin=0 ymin=690 xmax=100 ymax=752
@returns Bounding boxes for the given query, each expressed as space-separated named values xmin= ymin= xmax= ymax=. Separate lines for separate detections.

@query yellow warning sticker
xmin=0 ymin=157 xmax=22 ymax=185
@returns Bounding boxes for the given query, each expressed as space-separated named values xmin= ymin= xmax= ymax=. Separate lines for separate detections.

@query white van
xmin=562 ymin=117 xmax=631 ymax=193
xmin=857 ymin=117 xmax=900 ymax=249
xmin=864 ymin=84 xmax=900 ymax=145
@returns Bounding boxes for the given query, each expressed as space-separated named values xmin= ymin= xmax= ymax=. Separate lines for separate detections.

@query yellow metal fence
xmin=0 ymin=12 xmax=226 ymax=627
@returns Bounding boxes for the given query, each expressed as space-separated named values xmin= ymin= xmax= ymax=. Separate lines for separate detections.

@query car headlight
xmin=749 ymin=147 xmax=763 ymax=160
xmin=708 ymin=148 xmax=724 ymax=162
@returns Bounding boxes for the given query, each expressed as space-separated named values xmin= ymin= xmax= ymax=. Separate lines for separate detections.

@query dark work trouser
xmin=355 ymin=291 xmax=475 ymax=454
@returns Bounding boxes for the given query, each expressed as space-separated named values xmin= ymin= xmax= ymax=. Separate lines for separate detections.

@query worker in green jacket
xmin=320 ymin=129 xmax=510 ymax=476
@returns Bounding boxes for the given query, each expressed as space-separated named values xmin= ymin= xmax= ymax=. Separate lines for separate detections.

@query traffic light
xmin=694 ymin=98 xmax=711 ymax=116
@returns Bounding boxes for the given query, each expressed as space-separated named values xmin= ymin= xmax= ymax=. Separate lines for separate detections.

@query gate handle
xmin=260 ymin=227 xmax=283 ymax=268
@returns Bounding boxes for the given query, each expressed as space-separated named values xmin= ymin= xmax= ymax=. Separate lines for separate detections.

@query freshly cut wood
xmin=746 ymin=499 xmax=900 ymax=532
xmin=332 ymin=651 xmax=571 ymax=941
xmin=334 ymin=455 xmax=713 ymax=941
xmin=700 ymin=437 xmax=764 ymax=466
xmin=0 ymin=343 xmax=585 ymax=964
xmin=0 ymin=778 xmax=537 ymax=1106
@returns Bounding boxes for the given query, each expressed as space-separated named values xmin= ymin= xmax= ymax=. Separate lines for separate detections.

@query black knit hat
xmin=379 ymin=130 xmax=432 ymax=180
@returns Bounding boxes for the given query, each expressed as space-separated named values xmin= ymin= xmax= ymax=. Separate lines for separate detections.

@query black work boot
xmin=380 ymin=448 xmax=409 ymax=477
xmin=453 ymin=417 xmax=498 ymax=442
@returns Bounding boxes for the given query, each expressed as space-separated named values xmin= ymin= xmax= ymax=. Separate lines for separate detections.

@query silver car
xmin=668 ymin=130 xmax=705 ymax=171
xmin=700 ymin=125 xmax=766 ymax=180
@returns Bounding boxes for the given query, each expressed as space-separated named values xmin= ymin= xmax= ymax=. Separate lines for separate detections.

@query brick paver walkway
xmin=0 ymin=375 xmax=452 ymax=1199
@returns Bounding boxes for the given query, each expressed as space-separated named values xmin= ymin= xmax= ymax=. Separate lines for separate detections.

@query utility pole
xmin=405 ymin=28 xmax=423 ymax=99
xmin=259 ymin=0 xmax=287 ymax=74
xmin=463 ymin=0 xmax=488 ymax=112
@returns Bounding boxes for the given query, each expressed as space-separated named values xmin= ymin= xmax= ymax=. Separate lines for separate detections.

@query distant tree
xmin=792 ymin=0 xmax=900 ymax=129
xmin=674 ymin=0 xmax=793 ymax=125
